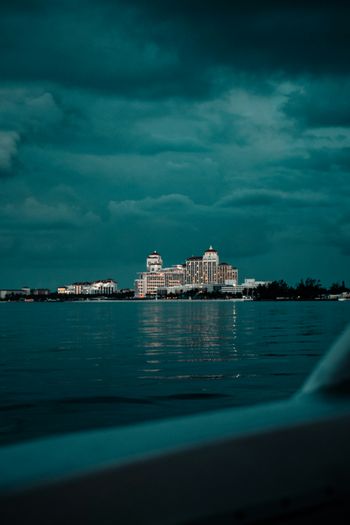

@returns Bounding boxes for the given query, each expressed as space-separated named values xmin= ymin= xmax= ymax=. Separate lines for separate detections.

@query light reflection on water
xmin=0 ymin=301 xmax=349 ymax=445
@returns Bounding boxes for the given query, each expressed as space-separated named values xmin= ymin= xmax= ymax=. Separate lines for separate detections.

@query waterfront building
xmin=202 ymin=246 xmax=220 ymax=284
xmin=218 ymin=262 xmax=238 ymax=285
xmin=89 ymin=280 xmax=117 ymax=295
xmin=135 ymin=246 xmax=238 ymax=297
xmin=57 ymin=279 xmax=117 ymax=295
xmin=226 ymin=278 xmax=271 ymax=295
xmin=241 ymin=278 xmax=270 ymax=289
xmin=147 ymin=251 xmax=163 ymax=272
xmin=136 ymin=271 xmax=165 ymax=298
xmin=185 ymin=256 xmax=204 ymax=285
xmin=164 ymin=265 xmax=186 ymax=287
xmin=31 ymin=289 xmax=50 ymax=296
xmin=135 ymin=252 xmax=185 ymax=298
xmin=0 ymin=289 xmax=25 ymax=299
xmin=186 ymin=246 xmax=237 ymax=285
xmin=57 ymin=286 xmax=69 ymax=294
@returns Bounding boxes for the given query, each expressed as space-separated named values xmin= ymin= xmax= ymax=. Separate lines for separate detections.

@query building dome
xmin=146 ymin=251 xmax=163 ymax=272
xmin=203 ymin=245 xmax=219 ymax=264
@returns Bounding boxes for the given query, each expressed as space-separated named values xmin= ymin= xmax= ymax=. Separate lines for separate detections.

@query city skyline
xmin=1 ymin=2 xmax=349 ymax=289
xmin=0 ymin=241 xmax=349 ymax=291
xmin=2 ymin=241 xmax=349 ymax=296
xmin=135 ymin=246 xmax=239 ymax=297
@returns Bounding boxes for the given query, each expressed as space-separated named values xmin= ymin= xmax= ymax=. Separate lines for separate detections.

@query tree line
xmin=253 ymin=279 xmax=349 ymax=300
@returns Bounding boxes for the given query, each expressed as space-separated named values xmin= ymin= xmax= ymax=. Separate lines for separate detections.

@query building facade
xmin=57 ymin=279 xmax=117 ymax=295
xmin=135 ymin=247 xmax=238 ymax=297
xmin=218 ymin=262 xmax=238 ymax=285
xmin=135 ymin=251 xmax=186 ymax=298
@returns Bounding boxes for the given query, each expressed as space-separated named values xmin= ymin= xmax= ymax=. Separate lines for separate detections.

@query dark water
xmin=0 ymin=301 xmax=349 ymax=445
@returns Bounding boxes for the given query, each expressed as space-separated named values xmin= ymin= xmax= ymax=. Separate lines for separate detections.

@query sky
xmin=0 ymin=0 xmax=349 ymax=289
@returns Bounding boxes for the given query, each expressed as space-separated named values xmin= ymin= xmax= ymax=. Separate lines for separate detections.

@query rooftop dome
xmin=205 ymin=245 xmax=217 ymax=253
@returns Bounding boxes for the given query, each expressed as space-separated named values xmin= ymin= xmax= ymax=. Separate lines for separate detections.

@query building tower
xmin=202 ymin=246 xmax=219 ymax=284
xmin=146 ymin=251 xmax=163 ymax=273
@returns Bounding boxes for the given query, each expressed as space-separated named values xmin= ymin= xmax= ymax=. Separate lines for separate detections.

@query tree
xmin=329 ymin=281 xmax=347 ymax=294
xmin=254 ymin=280 xmax=292 ymax=300
xmin=295 ymin=278 xmax=324 ymax=299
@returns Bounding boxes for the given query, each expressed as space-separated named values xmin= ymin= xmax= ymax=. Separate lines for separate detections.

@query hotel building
xmin=57 ymin=279 xmax=117 ymax=295
xmin=135 ymin=247 xmax=238 ymax=297
xmin=135 ymin=251 xmax=186 ymax=298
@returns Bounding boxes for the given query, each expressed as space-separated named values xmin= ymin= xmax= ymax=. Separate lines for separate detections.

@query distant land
xmin=0 ymin=278 xmax=349 ymax=302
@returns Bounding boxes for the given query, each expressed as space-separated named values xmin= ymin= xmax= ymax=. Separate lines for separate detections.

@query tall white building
xmin=135 ymin=247 xmax=238 ymax=297
xmin=135 ymin=252 xmax=185 ymax=298
xmin=185 ymin=246 xmax=237 ymax=285
xmin=185 ymin=256 xmax=203 ymax=285
xmin=146 ymin=251 xmax=163 ymax=272
xmin=202 ymin=246 xmax=219 ymax=284
xmin=186 ymin=246 xmax=220 ymax=285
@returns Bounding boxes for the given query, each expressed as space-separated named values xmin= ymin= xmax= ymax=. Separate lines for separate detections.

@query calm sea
xmin=0 ymin=300 xmax=349 ymax=445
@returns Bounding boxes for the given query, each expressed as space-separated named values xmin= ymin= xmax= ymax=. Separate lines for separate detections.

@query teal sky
xmin=0 ymin=1 xmax=349 ymax=289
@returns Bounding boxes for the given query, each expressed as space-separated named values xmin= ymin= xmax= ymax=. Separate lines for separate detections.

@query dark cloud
xmin=218 ymin=189 xmax=331 ymax=208
xmin=117 ymin=1 xmax=350 ymax=79
xmin=276 ymin=147 xmax=350 ymax=173
xmin=0 ymin=2 xmax=349 ymax=287
xmin=283 ymin=79 xmax=350 ymax=128
xmin=0 ymin=131 xmax=20 ymax=177
xmin=0 ymin=2 xmax=349 ymax=99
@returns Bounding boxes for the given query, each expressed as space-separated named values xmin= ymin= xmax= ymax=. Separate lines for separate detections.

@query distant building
xmin=146 ymin=251 xmax=163 ymax=273
xmin=57 ymin=279 xmax=117 ymax=295
xmin=57 ymin=286 xmax=69 ymax=294
xmin=0 ymin=289 xmax=25 ymax=299
xmin=31 ymin=288 xmax=50 ymax=296
xmin=135 ymin=251 xmax=185 ymax=298
xmin=164 ymin=265 xmax=186 ymax=287
xmin=135 ymin=247 xmax=238 ymax=297
xmin=241 ymin=278 xmax=270 ymax=289
xmin=202 ymin=246 xmax=220 ymax=284
xmin=185 ymin=256 xmax=204 ymax=285
xmin=186 ymin=247 xmax=238 ymax=286
xmin=225 ymin=278 xmax=271 ymax=295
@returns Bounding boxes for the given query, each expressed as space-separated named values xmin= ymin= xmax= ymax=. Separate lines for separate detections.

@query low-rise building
xmin=31 ymin=288 xmax=50 ymax=296
xmin=57 ymin=279 xmax=117 ymax=295
xmin=0 ymin=289 xmax=26 ymax=299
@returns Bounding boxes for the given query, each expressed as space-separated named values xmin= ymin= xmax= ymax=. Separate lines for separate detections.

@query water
xmin=0 ymin=300 xmax=349 ymax=445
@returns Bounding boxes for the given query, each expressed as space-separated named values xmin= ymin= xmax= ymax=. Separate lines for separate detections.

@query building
xmin=57 ymin=279 xmax=117 ymax=295
xmin=0 ymin=289 xmax=25 ymax=300
xmin=89 ymin=280 xmax=117 ymax=295
xmin=185 ymin=256 xmax=204 ymax=285
xmin=146 ymin=251 xmax=163 ymax=272
xmin=185 ymin=247 xmax=238 ymax=286
xmin=223 ymin=278 xmax=271 ymax=295
xmin=202 ymin=246 xmax=220 ymax=284
xmin=35 ymin=289 xmax=50 ymax=296
xmin=185 ymin=247 xmax=220 ymax=285
xmin=135 ymin=247 xmax=238 ymax=297
xmin=164 ymin=265 xmax=186 ymax=287
xmin=135 ymin=251 xmax=186 ymax=298
xmin=218 ymin=262 xmax=238 ymax=285
xmin=186 ymin=247 xmax=219 ymax=285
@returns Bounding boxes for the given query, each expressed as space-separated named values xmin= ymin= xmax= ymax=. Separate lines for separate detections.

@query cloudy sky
xmin=1 ymin=0 xmax=349 ymax=289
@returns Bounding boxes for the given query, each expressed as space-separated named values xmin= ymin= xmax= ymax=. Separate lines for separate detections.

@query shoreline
xmin=1 ymin=297 xmax=349 ymax=304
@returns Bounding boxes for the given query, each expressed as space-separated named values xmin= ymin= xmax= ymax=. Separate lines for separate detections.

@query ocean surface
xmin=1 ymin=300 xmax=349 ymax=446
